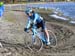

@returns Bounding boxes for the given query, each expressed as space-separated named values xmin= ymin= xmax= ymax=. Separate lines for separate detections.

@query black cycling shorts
xmin=36 ymin=20 xmax=46 ymax=30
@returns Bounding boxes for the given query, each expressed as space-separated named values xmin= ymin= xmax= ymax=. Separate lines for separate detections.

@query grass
xmin=33 ymin=8 xmax=53 ymax=14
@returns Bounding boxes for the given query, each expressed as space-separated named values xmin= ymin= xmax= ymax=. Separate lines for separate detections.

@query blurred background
xmin=0 ymin=0 xmax=75 ymax=4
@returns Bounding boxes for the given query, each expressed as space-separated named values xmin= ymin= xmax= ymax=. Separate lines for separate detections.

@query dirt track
xmin=0 ymin=11 xmax=75 ymax=56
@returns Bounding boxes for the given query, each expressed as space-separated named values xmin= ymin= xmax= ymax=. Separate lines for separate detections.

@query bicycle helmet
xmin=25 ymin=8 xmax=34 ymax=15
xmin=0 ymin=2 xmax=3 ymax=7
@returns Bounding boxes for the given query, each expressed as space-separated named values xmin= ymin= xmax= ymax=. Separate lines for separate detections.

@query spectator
xmin=0 ymin=2 xmax=4 ymax=19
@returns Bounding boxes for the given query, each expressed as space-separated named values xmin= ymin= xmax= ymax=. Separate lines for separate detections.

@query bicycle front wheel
xmin=27 ymin=35 xmax=43 ymax=52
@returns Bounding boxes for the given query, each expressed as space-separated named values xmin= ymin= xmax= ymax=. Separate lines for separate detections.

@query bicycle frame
xmin=29 ymin=28 xmax=48 ymax=44
xmin=36 ymin=31 xmax=47 ymax=44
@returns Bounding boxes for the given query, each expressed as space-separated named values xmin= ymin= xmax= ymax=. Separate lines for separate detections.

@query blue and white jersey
xmin=26 ymin=13 xmax=43 ymax=29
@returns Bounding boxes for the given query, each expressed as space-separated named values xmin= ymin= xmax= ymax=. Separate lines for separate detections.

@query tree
xmin=13 ymin=0 xmax=17 ymax=3
xmin=7 ymin=0 xmax=10 ymax=3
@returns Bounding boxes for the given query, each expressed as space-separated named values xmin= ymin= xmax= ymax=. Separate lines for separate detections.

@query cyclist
xmin=0 ymin=2 xmax=4 ymax=18
xmin=24 ymin=8 xmax=50 ymax=46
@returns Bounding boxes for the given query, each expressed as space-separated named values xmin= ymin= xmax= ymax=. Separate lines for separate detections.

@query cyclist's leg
xmin=41 ymin=21 xmax=50 ymax=45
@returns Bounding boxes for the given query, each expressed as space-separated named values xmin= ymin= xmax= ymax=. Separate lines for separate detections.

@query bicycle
xmin=25 ymin=28 xmax=57 ymax=52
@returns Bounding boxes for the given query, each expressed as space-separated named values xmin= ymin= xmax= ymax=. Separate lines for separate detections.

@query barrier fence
xmin=4 ymin=4 xmax=26 ymax=11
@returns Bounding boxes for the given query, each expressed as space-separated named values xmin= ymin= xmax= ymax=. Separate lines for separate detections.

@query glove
xmin=24 ymin=28 xmax=28 ymax=32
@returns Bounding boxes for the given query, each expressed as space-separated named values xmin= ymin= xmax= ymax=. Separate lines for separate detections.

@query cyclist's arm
xmin=33 ymin=14 xmax=38 ymax=24
xmin=26 ymin=17 xmax=31 ymax=29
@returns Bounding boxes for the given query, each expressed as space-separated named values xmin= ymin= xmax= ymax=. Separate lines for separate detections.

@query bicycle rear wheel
xmin=27 ymin=35 xmax=43 ymax=52
xmin=48 ymin=30 xmax=57 ymax=47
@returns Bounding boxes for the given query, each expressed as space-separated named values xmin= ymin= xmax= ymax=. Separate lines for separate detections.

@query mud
xmin=0 ymin=11 xmax=75 ymax=56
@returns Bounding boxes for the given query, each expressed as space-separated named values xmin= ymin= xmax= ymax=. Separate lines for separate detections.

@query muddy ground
xmin=0 ymin=11 xmax=75 ymax=56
